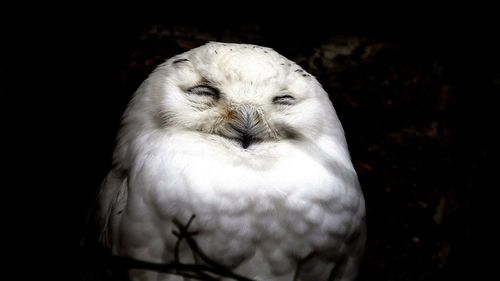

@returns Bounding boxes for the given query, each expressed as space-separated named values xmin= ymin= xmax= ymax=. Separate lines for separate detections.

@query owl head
xmin=114 ymin=42 xmax=350 ymax=169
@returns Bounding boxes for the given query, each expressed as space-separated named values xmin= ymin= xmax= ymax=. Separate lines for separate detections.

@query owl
xmin=96 ymin=42 xmax=365 ymax=281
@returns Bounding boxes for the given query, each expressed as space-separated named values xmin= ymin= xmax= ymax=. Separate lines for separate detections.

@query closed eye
xmin=187 ymin=85 xmax=220 ymax=99
xmin=273 ymin=94 xmax=296 ymax=105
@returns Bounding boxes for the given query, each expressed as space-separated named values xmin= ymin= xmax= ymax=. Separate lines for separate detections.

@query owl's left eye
xmin=273 ymin=94 xmax=296 ymax=105
xmin=187 ymin=85 xmax=220 ymax=99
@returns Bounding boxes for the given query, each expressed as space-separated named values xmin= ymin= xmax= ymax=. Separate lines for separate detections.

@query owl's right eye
xmin=187 ymin=85 xmax=220 ymax=99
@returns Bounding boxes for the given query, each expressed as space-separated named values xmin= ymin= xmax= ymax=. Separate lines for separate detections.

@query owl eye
xmin=273 ymin=95 xmax=296 ymax=105
xmin=187 ymin=85 xmax=220 ymax=99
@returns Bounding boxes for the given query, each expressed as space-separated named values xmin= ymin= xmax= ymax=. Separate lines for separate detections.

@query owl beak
xmin=226 ymin=105 xmax=267 ymax=149
xmin=230 ymin=124 xmax=253 ymax=149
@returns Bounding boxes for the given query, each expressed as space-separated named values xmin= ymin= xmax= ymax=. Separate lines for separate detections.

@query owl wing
xmin=80 ymin=169 xmax=128 ymax=281
xmin=96 ymin=168 xmax=128 ymax=249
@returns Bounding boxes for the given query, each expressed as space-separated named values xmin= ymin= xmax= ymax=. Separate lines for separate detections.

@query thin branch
xmin=173 ymin=215 xmax=255 ymax=281
xmin=109 ymin=214 xmax=256 ymax=281
xmin=111 ymin=256 xmax=217 ymax=280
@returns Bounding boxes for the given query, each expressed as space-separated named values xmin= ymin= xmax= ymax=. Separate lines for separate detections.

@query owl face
xmin=135 ymin=42 xmax=338 ymax=151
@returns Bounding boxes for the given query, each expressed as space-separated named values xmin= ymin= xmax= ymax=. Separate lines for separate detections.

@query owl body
xmin=98 ymin=42 xmax=365 ymax=281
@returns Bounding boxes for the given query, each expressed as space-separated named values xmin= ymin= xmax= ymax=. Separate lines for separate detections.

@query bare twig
xmin=110 ymin=214 xmax=256 ymax=281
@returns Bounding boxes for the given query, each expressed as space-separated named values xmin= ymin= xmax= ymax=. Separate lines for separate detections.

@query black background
xmin=2 ymin=3 xmax=498 ymax=280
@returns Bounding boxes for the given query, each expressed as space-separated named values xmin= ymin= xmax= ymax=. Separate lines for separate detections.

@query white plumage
xmin=97 ymin=42 xmax=365 ymax=281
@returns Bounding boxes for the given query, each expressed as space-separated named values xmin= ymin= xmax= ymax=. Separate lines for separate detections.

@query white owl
xmin=96 ymin=42 xmax=365 ymax=281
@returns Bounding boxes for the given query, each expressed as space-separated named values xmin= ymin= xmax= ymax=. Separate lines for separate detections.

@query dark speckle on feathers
xmin=276 ymin=123 xmax=302 ymax=140
xmin=173 ymin=58 xmax=189 ymax=64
